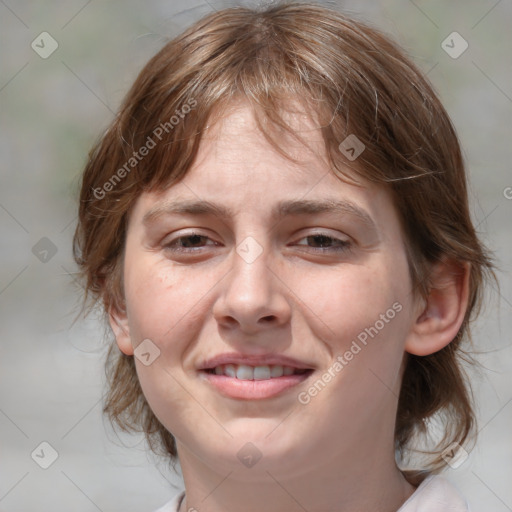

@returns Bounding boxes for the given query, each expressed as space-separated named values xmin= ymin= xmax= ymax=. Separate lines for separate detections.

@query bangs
xmin=108 ymin=4 xmax=438 ymax=203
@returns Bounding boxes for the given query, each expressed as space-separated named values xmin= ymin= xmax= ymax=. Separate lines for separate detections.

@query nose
xmin=212 ymin=244 xmax=292 ymax=335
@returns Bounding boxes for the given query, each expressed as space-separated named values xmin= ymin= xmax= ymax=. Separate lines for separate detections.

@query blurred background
xmin=0 ymin=1 xmax=511 ymax=511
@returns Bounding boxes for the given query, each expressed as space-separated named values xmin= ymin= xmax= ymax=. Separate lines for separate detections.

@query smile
xmin=199 ymin=364 xmax=314 ymax=400
xmin=205 ymin=364 xmax=310 ymax=379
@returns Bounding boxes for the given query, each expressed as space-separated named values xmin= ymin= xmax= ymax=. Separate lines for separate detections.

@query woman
xmin=73 ymin=3 xmax=494 ymax=510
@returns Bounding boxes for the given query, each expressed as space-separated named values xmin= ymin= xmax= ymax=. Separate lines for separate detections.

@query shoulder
xmin=152 ymin=490 xmax=185 ymax=512
xmin=398 ymin=475 xmax=471 ymax=512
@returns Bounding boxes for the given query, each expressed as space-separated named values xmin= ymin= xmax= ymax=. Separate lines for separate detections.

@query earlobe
xmin=405 ymin=260 xmax=470 ymax=356
xmin=108 ymin=305 xmax=134 ymax=356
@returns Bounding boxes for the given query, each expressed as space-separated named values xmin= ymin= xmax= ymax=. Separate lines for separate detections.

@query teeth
xmin=209 ymin=364 xmax=305 ymax=380
xmin=270 ymin=365 xmax=284 ymax=378
xmin=236 ymin=364 xmax=254 ymax=380
xmin=254 ymin=366 xmax=271 ymax=380
xmin=224 ymin=364 xmax=236 ymax=378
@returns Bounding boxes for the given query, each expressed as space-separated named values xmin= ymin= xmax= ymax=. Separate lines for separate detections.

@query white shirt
xmin=153 ymin=475 xmax=470 ymax=512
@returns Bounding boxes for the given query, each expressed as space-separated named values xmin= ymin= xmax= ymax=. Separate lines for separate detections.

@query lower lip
xmin=199 ymin=371 xmax=313 ymax=400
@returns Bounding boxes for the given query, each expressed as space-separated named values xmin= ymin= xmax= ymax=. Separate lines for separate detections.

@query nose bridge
xmin=230 ymin=238 xmax=274 ymax=307
xmin=213 ymin=235 xmax=290 ymax=330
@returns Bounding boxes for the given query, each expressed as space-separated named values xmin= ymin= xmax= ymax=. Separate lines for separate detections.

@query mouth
xmin=198 ymin=364 xmax=315 ymax=400
xmin=202 ymin=364 xmax=312 ymax=379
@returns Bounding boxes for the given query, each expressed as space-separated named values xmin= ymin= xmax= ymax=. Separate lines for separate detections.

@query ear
xmin=108 ymin=303 xmax=134 ymax=356
xmin=405 ymin=259 xmax=470 ymax=356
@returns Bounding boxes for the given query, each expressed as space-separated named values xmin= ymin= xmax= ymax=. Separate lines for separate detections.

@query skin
xmin=110 ymin=101 xmax=470 ymax=512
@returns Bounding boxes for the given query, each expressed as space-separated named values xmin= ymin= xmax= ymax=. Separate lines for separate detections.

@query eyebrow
xmin=142 ymin=198 xmax=377 ymax=231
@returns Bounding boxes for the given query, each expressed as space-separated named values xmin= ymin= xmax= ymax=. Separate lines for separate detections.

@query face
xmin=112 ymin=102 xmax=420 ymax=479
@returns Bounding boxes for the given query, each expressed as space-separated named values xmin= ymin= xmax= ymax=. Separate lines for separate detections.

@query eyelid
xmin=293 ymin=231 xmax=352 ymax=251
xmin=163 ymin=228 xmax=349 ymax=243
xmin=161 ymin=230 xmax=219 ymax=251
xmin=294 ymin=227 xmax=350 ymax=240
xmin=162 ymin=229 xmax=353 ymax=256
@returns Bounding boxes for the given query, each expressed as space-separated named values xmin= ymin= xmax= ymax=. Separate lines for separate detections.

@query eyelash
xmin=163 ymin=232 xmax=352 ymax=254
xmin=296 ymin=234 xmax=351 ymax=252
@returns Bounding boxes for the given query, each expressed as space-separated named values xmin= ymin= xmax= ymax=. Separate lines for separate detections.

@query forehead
xmin=169 ymin=102 xmax=353 ymax=197
xmin=200 ymin=100 xmax=329 ymax=168
xmin=129 ymin=102 xmax=399 ymax=236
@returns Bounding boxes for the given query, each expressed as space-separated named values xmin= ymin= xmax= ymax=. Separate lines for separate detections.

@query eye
xmin=163 ymin=233 xmax=218 ymax=253
xmin=295 ymin=233 xmax=351 ymax=252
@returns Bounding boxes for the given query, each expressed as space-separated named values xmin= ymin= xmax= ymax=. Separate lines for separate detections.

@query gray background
xmin=1 ymin=1 xmax=511 ymax=511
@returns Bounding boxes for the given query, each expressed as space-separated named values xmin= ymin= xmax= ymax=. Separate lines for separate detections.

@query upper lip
xmin=198 ymin=352 xmax=315 ymax=371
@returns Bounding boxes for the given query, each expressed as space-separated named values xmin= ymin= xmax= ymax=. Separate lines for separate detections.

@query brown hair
xmin=73 ymin=1 xmax=495 ymax=482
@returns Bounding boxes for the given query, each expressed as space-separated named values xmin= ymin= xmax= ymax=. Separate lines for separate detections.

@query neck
xmin=176 ymin=436 xmax=416 ymax=512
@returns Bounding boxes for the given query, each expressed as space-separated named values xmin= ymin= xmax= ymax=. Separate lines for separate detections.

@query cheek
xmin=292 ymin=264 xmax=411 ymax=421
xmin=122 ymin=255 xmax=213 ymax=434
xmin=293 ymin=261 xmax=407 ymax=349
xmin=123 ymin=257 xmax=176 ymax=341
xmin=123 ymin=252 xmax=220 ymax=347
